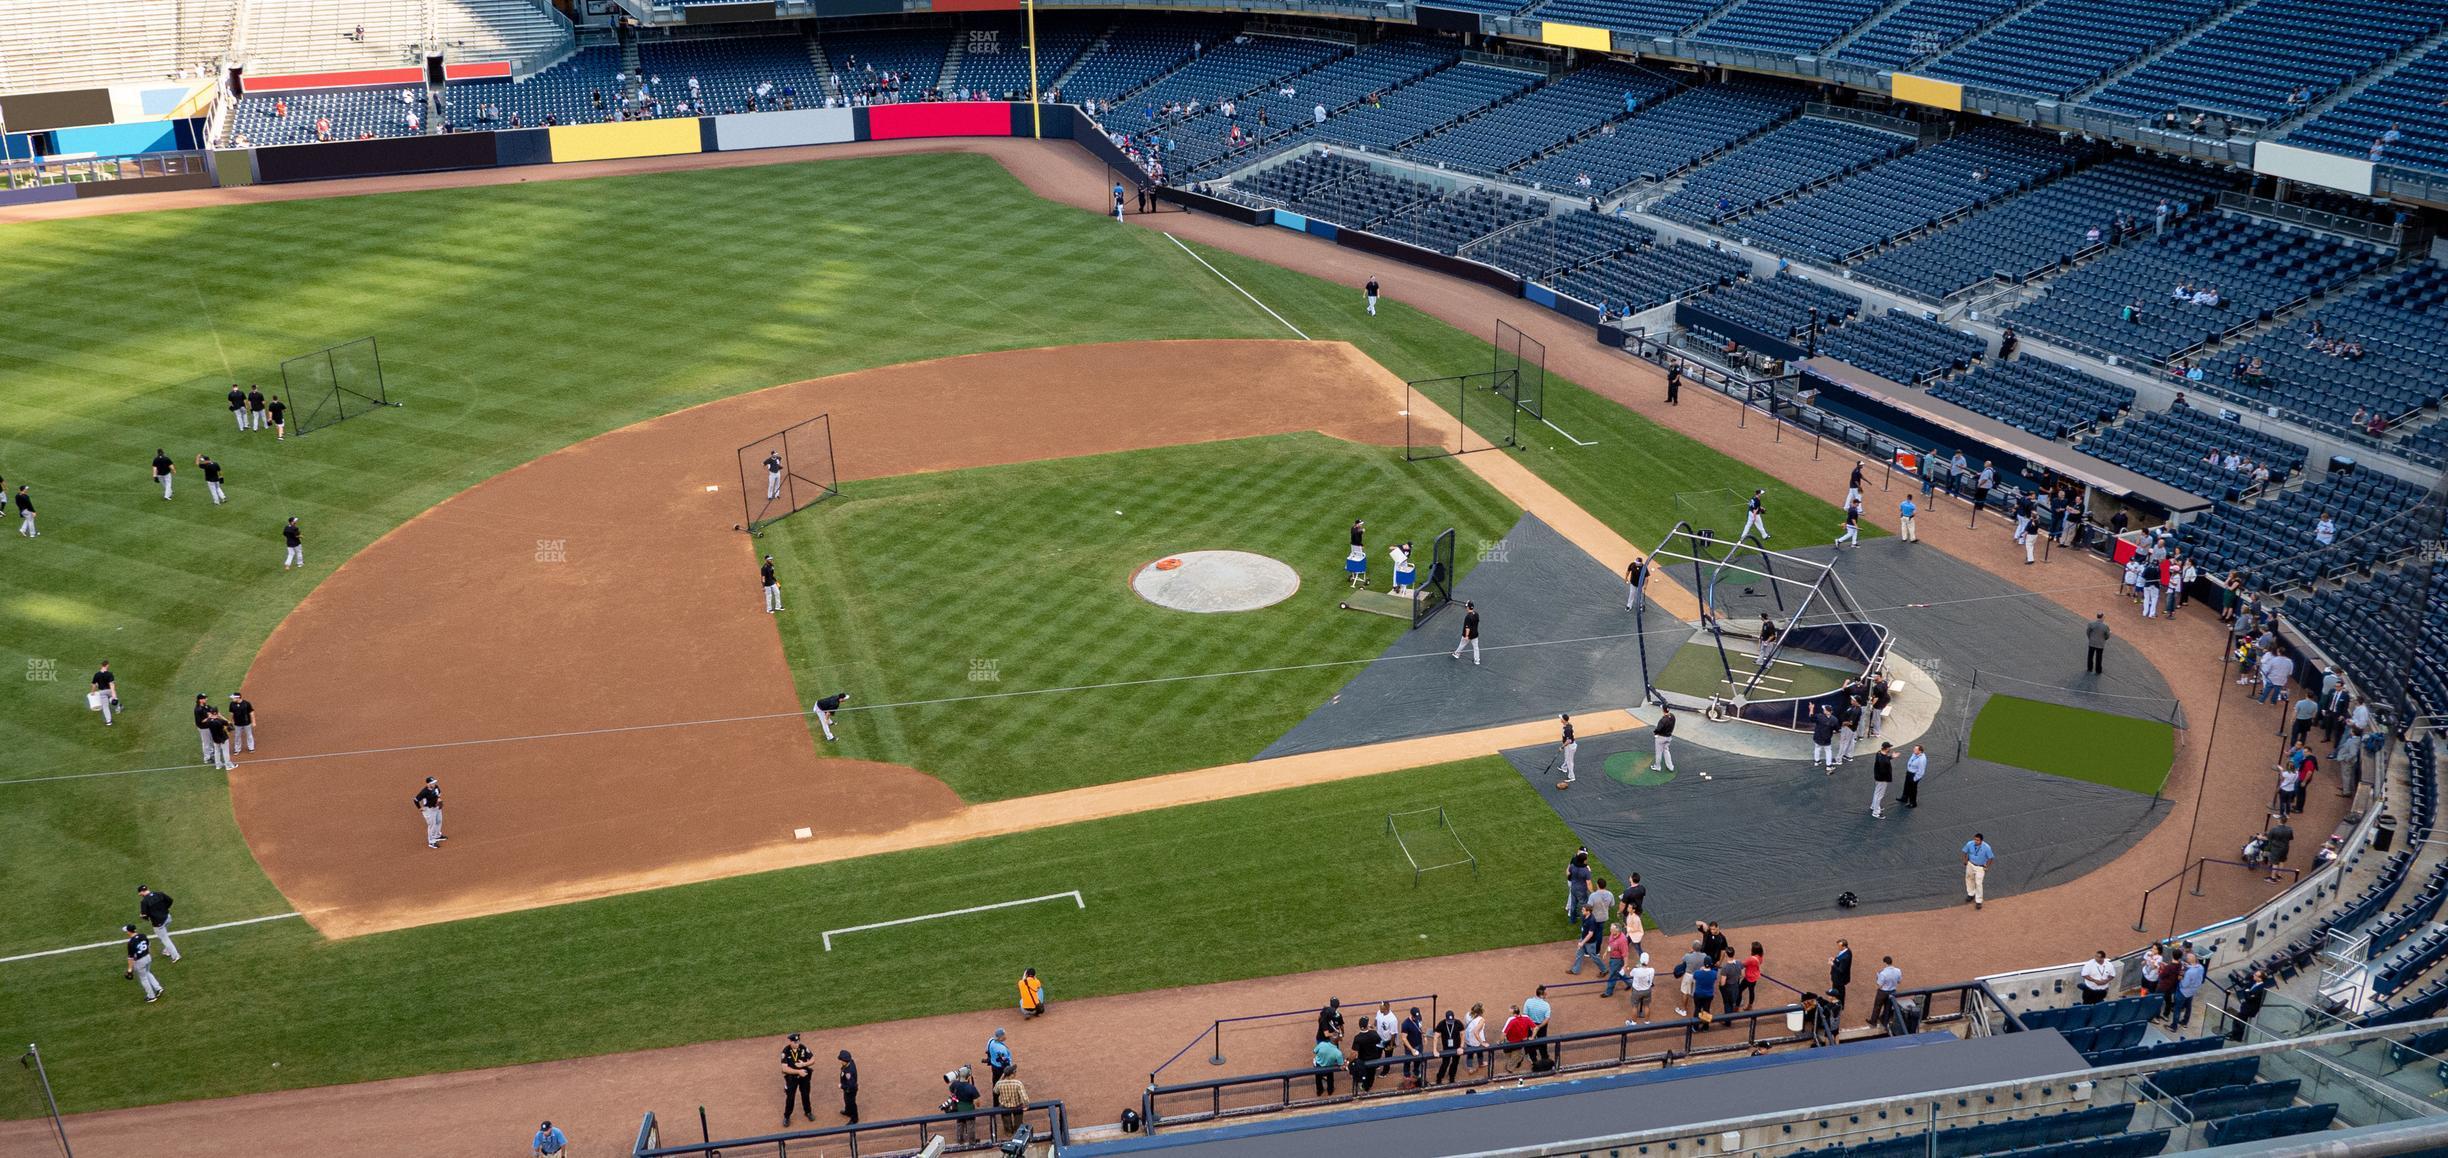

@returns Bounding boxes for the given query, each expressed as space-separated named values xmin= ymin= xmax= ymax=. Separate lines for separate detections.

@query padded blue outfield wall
xmin=53 ymin=121 xmax=178 ymax=156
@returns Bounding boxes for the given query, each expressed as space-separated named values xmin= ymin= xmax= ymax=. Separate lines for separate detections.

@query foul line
xmin=1541 ymin=416 xmax=1597 ymax=447
xmin=822 ymin=890 xmax=1084 ymax=951
xmin=0 ymin=912 xmax=304 ymax=965
xmin=1163 ymin=233 xmax=1309 ymax=340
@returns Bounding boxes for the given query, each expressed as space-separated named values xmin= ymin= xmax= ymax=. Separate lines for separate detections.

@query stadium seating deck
xmin=821 ymin=28 xmax=957 ymax=102
xmin=2175 ymin=468 xmax=2428 ymax=589
xmin=1523 ymin=0 xmax=1725 ymax=40
xmin=2203 ymin=261 xmax=2448 ymax=432
xmin=1727 ymin=126 xmax=2077 ymax=264
xmin=0 ymin=0 xmax=233 ymax=96
xmin=637 ymin=35 xmax=824 ymax=117
xmin=1513 ymin=82 xmax=1805 ymax=197
xmin=2075 ymin=403 xmax=2310 ymax=499
xmin=1061 ymin=21 xmax=1232 ymax=105
xmin=1687 ymin=272 xmax=1861 ymax=342
xmin=1694 ymin=0 xmax=1890 ymax=53
xmin=1298 ymin=63 xmax=1542 ymax=154
xmin=440 ymin=46 xmax=623 ymax=130
xmin=2085 ymin=0 xmax=2447 ymax=126
xmin=945 ymin=15 xmax=1102 ymax=100
xmin=2002 ymin=213 xmax=2392 ymax=368
xmin=1851 ymin=156 xmax=2235 ymax=301
xmin=226 ymin=85 xmax=429 ymax=146
xmin=243 ymin=0 xmax=424 ymax=75
xmin=1550 ymin=238 xmax=1753 ymax=312
xmin=1921 ymin=0 xmax=2234 ymax=100
xmin=1926 ymin=357 xmax=2134 ymax=440
xmin=1465 ymin=209 xmax=1660 ymax=279
xmin=1648 ymin=117 xmax=1914 ymax=227
xmin=1833 ymin=0 xmax=2022 ymax=70
xmin=1373 ymin=185 xmax=1551 ymax=254
xmin=1814 ymin=310 xmax=1987 ymax=384
xmin=1402 ymin=62 xmax=1678 ymax=178
xmin=2288 ymin=42 xmax=2448 ymax=174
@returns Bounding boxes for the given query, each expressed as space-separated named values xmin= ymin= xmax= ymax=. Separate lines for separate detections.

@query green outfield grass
xmin=0 ymin=757 xmax=1599 ymax=1114
xmin=0 ymin=149 xmax=1832 ymax=1109
xmin=770 ymin=433 xmax=1517 ymax=799
xmin=1968 ymin=693 xmax=2177 ymax=796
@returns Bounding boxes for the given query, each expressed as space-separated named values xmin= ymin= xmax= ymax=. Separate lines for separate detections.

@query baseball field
xmin=0 ymin=150 xmax=1853 ymax=1114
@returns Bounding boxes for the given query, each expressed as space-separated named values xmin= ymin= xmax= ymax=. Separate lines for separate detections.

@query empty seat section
xmin=2087 ymin=0 xmax=2446 ymax=125
xmin=1728 ymin=126 xmax=2078 ymax=264
xmin=1403 ymin=62 xmax=1678 ymax=177
xmin=1695 ymin=0 xmax=1890 ymax=53
xmin=1650 ymin=118 xmax=1913 ymax=226
xmin=1921 ymin=0 xmax=2233 ymax=100
xmin=1835 ymin=0 xmax=2022 ymax=69
xmin=1852 ymin=156 xmax=2235 ymax=300
xmin=1515 ymin=82 xmax=1805 ymax=196
xmin=1927 ymin=357 xmax=2133 ymax=438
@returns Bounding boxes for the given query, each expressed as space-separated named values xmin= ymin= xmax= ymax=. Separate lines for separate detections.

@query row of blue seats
xmin=2365 ymin=862 xmax=2448 ymax=958
xmin=1693 ymin=0 xmax=1890 ymax=54
xmin=1921 ymin=0 xmax=2231 ymax=100
xmin=2210 ymin=261 xmax=2448 ymax=432
xmin=1522 ymin=0 xmax=1721 ymax=40
xmin=2375 ymin=921 xmax=2448 ymax=997
xmin=1549 ymin=238 xmax=1752 ymax=313
xmin=2086 ymin=0 xmax=2446 ymax=125
xmin=2075 ymin=404 xmax=2309 ymax=501
xmin=1403 ymin=62 xmax=1678 ymax=178
xmin=1298 ymin=62 xmax=1540 ymax=153
xmin=1063 ymin=20 xmax=1226 ymax=105
xmin=1815 ymin=310 xmax=1986 ymax=385
xmin=1835 ymin=0 xmax=2024 ymax=69
xmin=1688 ymin=271 xmax=1861 ymax=339
xmin=2288 ymin=41 xmax=2448 ymax=175
xmin=1805 ymin=1104 xmax=2137 ymax=1158
xmin=1926 ymin=356 xmax=2133 ymax=440
xmin=2173 ymin=468 xmax=2427 ymax=590
xmin=1735 ymin=126 xmax=2077 ymax=264
xmin=1853 ymin=156 xmax=2233 ymax=301
xmin=1513 ymin=82 xmax=1805 ymax=197
xmin=1465 ymin=209 xmax=1659 ymax=279
xmin=1649 ymin=117 xmax=1913 ymax=227
xmin=2017 ymin=995 xmax=2158 ymax=1032
xmin=2083 ymin=1034 xmax=2223 ymax=1068
xmin=2297 ymin=574 xmax=2448 ymax=724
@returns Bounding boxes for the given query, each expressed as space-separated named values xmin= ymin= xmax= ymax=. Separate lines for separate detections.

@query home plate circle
xmin=1132 ymin=551 xmax=1300 ymax=612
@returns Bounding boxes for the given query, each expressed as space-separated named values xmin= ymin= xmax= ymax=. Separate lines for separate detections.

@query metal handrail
xmin=2137 ymin=856 xmax=2306 ymax=931
xmin=1147 ymin=992 xmax=1439 ymax=1083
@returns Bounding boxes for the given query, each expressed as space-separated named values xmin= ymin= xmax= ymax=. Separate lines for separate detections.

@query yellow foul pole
xmin=1026 ymin=0 xmax=1042 ymax=139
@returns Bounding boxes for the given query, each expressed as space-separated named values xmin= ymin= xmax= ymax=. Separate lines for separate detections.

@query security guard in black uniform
xmin=779 ymin=1032 xmax=814 ymax=1126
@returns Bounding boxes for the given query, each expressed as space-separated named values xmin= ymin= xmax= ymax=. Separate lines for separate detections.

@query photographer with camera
xmin=941 ymin=1064 xmax=982 ymax=1143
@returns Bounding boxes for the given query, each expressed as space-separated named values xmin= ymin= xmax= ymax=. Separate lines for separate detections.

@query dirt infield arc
xmin=234 ymin=340 xmax=1470 ymax=937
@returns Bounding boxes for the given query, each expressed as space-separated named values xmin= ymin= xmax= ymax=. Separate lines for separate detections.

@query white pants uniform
xmin=198 ymin=727 xmax=215 ymax=761
xmin=96 ymin=695 xmax=115 ymax=725
xmin=284 ymin=545 xmax=303 ymax=568
xmin=767 ymin=468 xmax=784 ymax=501
xmin=1812 ymin=741 xmax=1834 ymax=766
xmin=2013 ymin=516 xmax=2030 ymax=542
xmin=1965 ymin=863 xmax=1987 ymax=904
xmin=249 ymin=409 xmax=265 ymax=430
xmin=1845 ymin=487 xmax=1861 ymax=507
xmin=1836 ymin=727 xmax=1859 ymax=763
xmin=1871 ymin=782 xmax=1888 ymax=816
xmin=421 ymin=805 xmax=445 ymax=847
xmin=1741 ymin=511 xmax=1767 ymax=540
xmin=1452 ymin=634 xmax=1480 ymax=664
xmin=17 ymin=511 xmax=33 ymax=537
xmin=1653 ymin=734 xmax=1674 ymax=770
xmin=207 ymin=481 xmax=226 ymax=504
xmin=132 ymin=956 xmax=163 ymax=1001
xmin=1836 ymin=523 xmax=1859 ymax=547
xmin=765 ymin=583 xmax=783 ymax=612
xmin=1366 ymin=293 xmax=1378 ymax=316
xmin=159 ymin=473 xmax=173 ymax=499
xmin=211 ymin=739 xmax=235 ymax=769
xmin=2140 ymin=585 xmax=2160 ymax=619
xmin=151 ymin=918 xmax=181 ymax=962
xmin=815 ymin=706 xmax=835 ymax=741
xmin=1560 ymin=741 xmax=1577 ymax=783
xmin=235 ymin=724 xmax=255 ymax=751
xmin=2023 ymin=534 xmax=2037 ymax=563
xmin=232 ymin=409 xmax=247 ymax=432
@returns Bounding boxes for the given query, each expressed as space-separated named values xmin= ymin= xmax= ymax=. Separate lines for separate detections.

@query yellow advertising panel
xmin=1890 ymin=73 xmax=1964 ymax=112
xmin=1538 ymin=21 xmax=1612 ymax=53
xmin=547 ymin=119 xmax=704 ymax=164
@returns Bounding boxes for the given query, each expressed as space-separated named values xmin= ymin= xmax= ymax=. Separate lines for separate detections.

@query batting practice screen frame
xmin=737 ymin=413 xmax=840 ymax=533
xmin=280 ymin=336 xmax=389 ymax=436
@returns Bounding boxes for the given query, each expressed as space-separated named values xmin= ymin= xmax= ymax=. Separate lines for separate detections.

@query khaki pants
xmin=1965 ymin=863 xmax=1987 ymax=904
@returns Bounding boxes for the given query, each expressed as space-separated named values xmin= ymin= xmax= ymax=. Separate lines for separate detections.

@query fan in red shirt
xmin=1500 ymin=1006 xmax=1534 ymax=1072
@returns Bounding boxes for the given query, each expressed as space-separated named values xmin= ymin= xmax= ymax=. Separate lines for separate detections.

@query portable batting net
xmin=1385 ymin=806 xmax=1479 ymax=886
xmin=736 ymin=413 xmax=839 ymax=534
xmin=280 ymin=336 xmax=390 ymax=436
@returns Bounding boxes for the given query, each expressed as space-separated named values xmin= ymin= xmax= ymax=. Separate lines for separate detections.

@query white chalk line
xmin=0 ymin=911 xmax=304 ymax=965
xmin=1163 ymin=233 xmax=1309 ymax=340
xmin=1541 ymin=416 xmax=1596 ymax=446
xmin=822 ymin=890 xmax=1084 ymax=951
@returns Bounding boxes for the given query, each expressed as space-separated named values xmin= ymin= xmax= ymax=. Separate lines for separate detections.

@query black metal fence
xmin=1405 ymin=370 xmax=1520 ymax=460
xmin=736 ymin=412 xmax=840 ymax=534
xmin=1141 ymin=983 xmax=2017 ymax=1131
xmin=634 ymin=1100 xmax=1069 ymax=1157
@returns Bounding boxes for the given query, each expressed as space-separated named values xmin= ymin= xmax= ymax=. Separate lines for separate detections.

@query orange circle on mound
xmin=1155 ymin=558 xmax=1184 ymax=570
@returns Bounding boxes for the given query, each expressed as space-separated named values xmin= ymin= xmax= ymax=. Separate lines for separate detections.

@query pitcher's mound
xmin=1132 ymin=551 xmax=1300 ymax=613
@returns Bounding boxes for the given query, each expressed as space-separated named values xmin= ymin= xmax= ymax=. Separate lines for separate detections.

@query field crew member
xmin=415 ymin=776 xmax=446 ymax=848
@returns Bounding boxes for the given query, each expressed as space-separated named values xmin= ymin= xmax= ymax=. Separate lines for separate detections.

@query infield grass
xmin=0 ymin=149 xmax=1824 ymax=1108
xmin=1968 ymin=693 xmax=2176 ymax=796
xmin=767 ymin=432 xmax=1517 ymax=799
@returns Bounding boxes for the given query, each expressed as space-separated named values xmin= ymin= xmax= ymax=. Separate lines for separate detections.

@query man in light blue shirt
xmin=1523 ymin=987 xmax=1552 ymax=1068
xmin=1963 ymin=834 xmax=1996 ymax=910
xmin=532 ymin=1121 xmax=568 ymax=1157
xmin=1312 ymin=1033 xmax=1344 ymax=1095
xmin=1898 ymin=496 xmax=1918 ymax=542
xmin=986 ymin=1029 xmax=1014 ymax=1082
xmin=1901 ymin=744 xmax=1929 ymax=809
xmin=2172 ymin=953 xmax=2206 ymax=1030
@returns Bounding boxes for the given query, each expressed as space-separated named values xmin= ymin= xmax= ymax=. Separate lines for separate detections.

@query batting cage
xmin=1493 ymin=319 xmax=1545 ymax=421
xmin=280 ymin=336 xmax=390 ymax=436
xmin=1630 ymin=522 xmax=1891 ymax=730
xmin=735 ymin=413 xmax=839 ymax=534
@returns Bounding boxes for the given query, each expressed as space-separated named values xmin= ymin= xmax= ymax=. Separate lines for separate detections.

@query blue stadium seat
xmin=1921 ymin=0 xmax=2231 ymax=100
